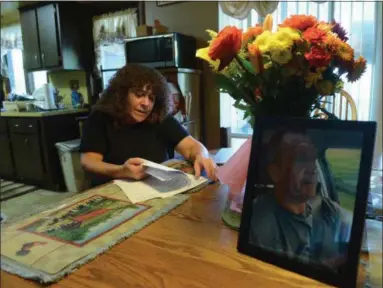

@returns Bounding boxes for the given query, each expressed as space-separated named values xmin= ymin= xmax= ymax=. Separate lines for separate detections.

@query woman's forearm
xmin=188 ymin=141 xmax=209 ymax=162
xmin=81 ymin=153 xmax=123 ymax=178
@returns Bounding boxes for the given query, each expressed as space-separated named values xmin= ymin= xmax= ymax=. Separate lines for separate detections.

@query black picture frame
xmin=156 ymin=1 xmax=182 ymax=7
xmin=237 ymin=116 xmax=376 ymax=288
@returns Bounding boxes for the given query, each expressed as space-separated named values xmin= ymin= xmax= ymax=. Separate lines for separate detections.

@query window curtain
xmin=370 ymin=2 xmax=382 ymax=169
xmin=219 ymin=1 xmax=279 ymax=19
xmin=93 ymin=9 xmax=137 ymax=77
xmin=0 ymin=24 xmax=23 ymax=77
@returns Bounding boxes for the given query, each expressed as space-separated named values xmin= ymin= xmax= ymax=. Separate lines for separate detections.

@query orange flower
xmin=242 ymin=26 xmax=263 ymax=45
xmin=316 ymin=21 xmax=334 ymax=32
xmin=347 ymin=56 xmax=367 ymax=82
xmin=209 ymin=26 xmax=242 ymax=71
xmin=247 ymin=43 xmax=263 ymax=74
xmin=302 ymin=27 xmax=326 ymax=45
xmin=263 ymin=14 xmax=273 ymax=31
xmin=325 ymin=33 xmax=342 ymax=53
xmin=305 ymin=46 xmax=331 ymax=67
xmin=280 ymin=15 xmax=318 ymax=31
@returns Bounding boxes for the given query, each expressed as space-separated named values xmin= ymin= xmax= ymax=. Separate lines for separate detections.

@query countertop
xmin=0 ymin=108 xmax=89 ymax=118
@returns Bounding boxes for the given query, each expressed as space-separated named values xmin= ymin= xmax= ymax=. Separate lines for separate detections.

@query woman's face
xmin=126 ymin=85 xmax=156 ymax=123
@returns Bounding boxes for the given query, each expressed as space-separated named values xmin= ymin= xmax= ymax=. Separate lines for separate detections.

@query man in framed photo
xmin=249 ymin=129 xmax=352 ymax=269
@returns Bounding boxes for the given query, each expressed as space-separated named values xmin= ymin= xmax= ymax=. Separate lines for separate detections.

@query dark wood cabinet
xmin=19 ymin=9 xmax=41 ymax=70
xmin=19 ymin=3 xmax=94 ymax=72
xmin=0 ymin=118 xmax=14 ymax=178
xmin=36 ymin=4 xmax=60 ymax=68
xmin=0 ymin=111 xmax=88 ymax=191
xmin=11 ymin=134 xmax=44 ymax=182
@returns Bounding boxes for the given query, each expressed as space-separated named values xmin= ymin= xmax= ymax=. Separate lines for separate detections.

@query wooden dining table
xmin=1 ymin=183 xmax=380 ymax=288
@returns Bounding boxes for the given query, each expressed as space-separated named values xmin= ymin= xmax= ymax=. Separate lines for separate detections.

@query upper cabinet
xmin=19 ymin=3 xmax=94 ymax=72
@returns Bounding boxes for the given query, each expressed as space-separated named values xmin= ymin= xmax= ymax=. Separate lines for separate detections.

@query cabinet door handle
xmin=24 ymin=138 xmax=28 ymax=146
xmin=14 ymin=124 xmax=19 ymax=128
xmin=41 ymin=53 xmax=45 ymax=65
xmin=28 ymin=124 xmax=33 ymax=128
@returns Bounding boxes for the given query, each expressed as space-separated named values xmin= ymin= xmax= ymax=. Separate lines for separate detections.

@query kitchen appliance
xmin=125 ymin=33 xmax=197 ymax=69
xmin=32 ymin=83 xmax=57 ymax=110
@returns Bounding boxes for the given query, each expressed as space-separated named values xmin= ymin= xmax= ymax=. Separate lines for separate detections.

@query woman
xmin=80 ymin=64 xmax=217 ymax=187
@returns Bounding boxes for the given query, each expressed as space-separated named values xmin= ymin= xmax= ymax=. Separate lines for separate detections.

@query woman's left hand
xmin=193 ymin=154 xmax=218 ymax=181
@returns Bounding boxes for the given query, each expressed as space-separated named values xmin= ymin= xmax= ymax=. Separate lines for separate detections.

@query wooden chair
xmin=314 ymin=89 xmax=358 ymax=120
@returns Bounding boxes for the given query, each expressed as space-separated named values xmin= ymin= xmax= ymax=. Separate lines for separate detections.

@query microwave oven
xmin=125 ymin=33 xmax=197 ymax=69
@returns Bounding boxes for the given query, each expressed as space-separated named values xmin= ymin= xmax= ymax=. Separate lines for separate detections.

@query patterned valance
xmin=220 ymin=1 xmax=328 ymax=20
xmin=93 ymin=9 xmax=137 ymax=77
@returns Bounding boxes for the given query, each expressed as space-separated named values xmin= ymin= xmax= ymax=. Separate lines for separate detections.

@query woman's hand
xmin=119 ymin=158 xmax=147 ymax=180
xmin=194 ymin=154 xmax=218 ymax=181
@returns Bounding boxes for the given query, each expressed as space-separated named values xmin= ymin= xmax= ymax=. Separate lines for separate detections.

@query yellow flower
xmin=196 ymin=47 xmax=219 ymax=71
xmin=316 ymin=80 xmax=334 ymax=96
xmin=270 ymin=48 xmax=292 ymax=64
xmin=263 ymin=14 xmax=273 ymax=31
xmin=277 ymin=27 xmax=301 ymax=41
xmin=206 ymin=29 xmax=218 ymax=39
xmin=254 ymin=31 xmax=272 ymax=53
xmin=206 ymin=29 xmax=218 ymax=44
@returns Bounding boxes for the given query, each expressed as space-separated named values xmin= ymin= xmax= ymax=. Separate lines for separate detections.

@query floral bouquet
xmin=196 ymin=14 xmax=367 ymax=227
xmin=197 ymin=14 xmax=366 ymax=124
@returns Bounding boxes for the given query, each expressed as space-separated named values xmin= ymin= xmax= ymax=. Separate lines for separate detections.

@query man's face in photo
xmin=269 ymin=132 xmax=318 ymax=203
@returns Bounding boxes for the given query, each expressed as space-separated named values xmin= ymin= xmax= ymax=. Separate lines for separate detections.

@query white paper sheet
xmin=114 ymin=160 xmax=208 ymax=203
xmin=142 ymin=160 xmax=185 ymax=181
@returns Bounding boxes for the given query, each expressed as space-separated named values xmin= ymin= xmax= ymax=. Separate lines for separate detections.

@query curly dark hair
xmin=93 ymin=64 xmax=172 ymax=126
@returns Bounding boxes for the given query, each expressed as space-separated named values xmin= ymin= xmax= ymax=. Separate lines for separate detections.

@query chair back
xmin=314 ymin=89 xmax=358 ymax=120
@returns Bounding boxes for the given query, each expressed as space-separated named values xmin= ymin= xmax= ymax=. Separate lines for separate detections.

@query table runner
xmin=1 ymin=183 xmax=190 ymax=283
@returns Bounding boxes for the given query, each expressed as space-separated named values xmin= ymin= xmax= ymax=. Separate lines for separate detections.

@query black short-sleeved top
xmin=79 ymin=110 xmax=189 ymax=186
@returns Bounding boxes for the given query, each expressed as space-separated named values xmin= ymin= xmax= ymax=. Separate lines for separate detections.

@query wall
xmin=145 ymin=1 xmax=220 ymax=149
xmin=48 ymin=71 xmax=89 ymax=106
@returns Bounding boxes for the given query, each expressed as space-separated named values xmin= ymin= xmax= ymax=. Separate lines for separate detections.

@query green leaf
xmin=237 ymin=56 xmax=256 ymax=76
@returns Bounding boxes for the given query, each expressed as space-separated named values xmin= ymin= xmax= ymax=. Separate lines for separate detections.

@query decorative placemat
xmin=1 ymin=183 xmax=190 ymax=284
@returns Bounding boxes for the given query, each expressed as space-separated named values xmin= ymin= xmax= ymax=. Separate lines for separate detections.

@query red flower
xmin=209 ymin=26 xmax=242 ymax=70
xmin=305 ymin=46 xmax=331 ymax=67
xmin=302 ymin=27 xmax=326 ymax=45
xmin=280 ymin=15 xmax=318 ymax=31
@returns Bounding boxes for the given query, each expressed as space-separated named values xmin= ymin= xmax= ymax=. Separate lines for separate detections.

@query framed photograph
xmin=156 ymin=1 xmax=182 ymax=7
xmin=237 ymin=117 xmax=376 ymax=288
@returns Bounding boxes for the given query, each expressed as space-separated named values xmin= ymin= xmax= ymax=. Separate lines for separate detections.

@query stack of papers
xmin=114 ymin=160 xmax=209 ymax=203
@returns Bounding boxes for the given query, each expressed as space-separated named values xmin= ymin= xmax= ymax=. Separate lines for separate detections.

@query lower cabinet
xmin=0 ymin=111 xmax=88 ymax=191
xmin=0 ymin=134 xmax=14 ymax=178
xmin=11 ymin=134 xmax=44 ymax=182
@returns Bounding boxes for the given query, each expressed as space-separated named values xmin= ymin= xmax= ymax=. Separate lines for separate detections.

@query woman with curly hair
xmin=80 ymin=64 xmax=216 ymax=187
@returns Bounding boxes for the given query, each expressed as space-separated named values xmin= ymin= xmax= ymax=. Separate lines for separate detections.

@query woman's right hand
xmin=120 ymin=158 xmax=147 ymax=180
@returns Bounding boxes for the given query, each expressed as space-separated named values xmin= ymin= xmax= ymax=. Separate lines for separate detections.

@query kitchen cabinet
xmin=0 ymin=118 xmax=14 ymax=178
xmin=37 ymin=4 xmax=60 ymax=68
xmin=19 ymin=2 xmax=94 ymax=71
xmin=19 ymin=9 xmax=41 ymax=70
xmin=11 ymin=134 xmax=44 ymax=182
xmin=0 ymin=110 xmax=89 ymax=191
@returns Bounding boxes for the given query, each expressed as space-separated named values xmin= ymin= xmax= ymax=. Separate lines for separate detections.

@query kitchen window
xmin=1 ymin=24 xmax=48 ymax=96
xmin=100 ymin=43 xmax=126 ymax=89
